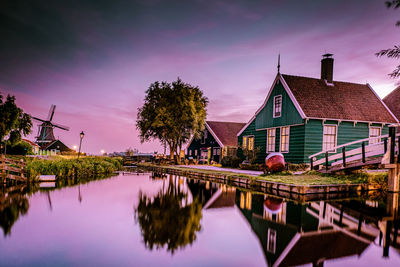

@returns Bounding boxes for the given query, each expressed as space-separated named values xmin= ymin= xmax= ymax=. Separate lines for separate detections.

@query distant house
xmin=22 ymin=139 xmax=40 ymax=154
xmin=42 ymin=139 xmax=72 ymax=153
xmin=237 ymin=54 xmax=398 ymax=164
xmin=383 ymin=86 xmax=400 ymax=121
xmin=186 ymin=121 xmax=245 ymax=163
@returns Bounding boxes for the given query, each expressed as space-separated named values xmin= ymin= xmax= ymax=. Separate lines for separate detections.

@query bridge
xmin=309 ymin=127 xmax=400 ymax=174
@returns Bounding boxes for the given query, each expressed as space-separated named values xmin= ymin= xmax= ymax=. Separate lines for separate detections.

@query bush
xmin=6 ymin=141 xmax=33 ymax=155
xmin=239 ymin=164 xmax=263 ymax=171
xmin=221 ymin=156 xmax=241 ymax=168
xmin=288 ymin=163 xmax=309 ymax=171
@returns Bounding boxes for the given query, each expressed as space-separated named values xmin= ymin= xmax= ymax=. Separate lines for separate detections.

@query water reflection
xmin=235 ymin=189 xmax=400 ymax=266
xmin=0 ymin=185 xmax=30 ymax=236
xmin=135 ymin=175 xmax=202 ymax=254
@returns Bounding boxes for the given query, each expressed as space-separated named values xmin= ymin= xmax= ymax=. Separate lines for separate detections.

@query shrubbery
xmin=221 ymin=156 xmax=242 ymax=168
xmin=26 ymin=157 xmax=123 ymax=179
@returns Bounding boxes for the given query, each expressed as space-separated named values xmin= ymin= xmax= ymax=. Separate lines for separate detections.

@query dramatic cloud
xmin=1 ymin=0 xmax=399 ymax=153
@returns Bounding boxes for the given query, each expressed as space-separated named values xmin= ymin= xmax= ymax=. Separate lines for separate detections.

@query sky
xmin=1 ymin=0 xmax=399 ymax=154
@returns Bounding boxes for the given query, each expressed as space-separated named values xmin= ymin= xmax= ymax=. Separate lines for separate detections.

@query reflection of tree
xmin=135 ymin=176 xmax=202 ymax=254
xmin=0 ymin=189 xmax=29 ymax=236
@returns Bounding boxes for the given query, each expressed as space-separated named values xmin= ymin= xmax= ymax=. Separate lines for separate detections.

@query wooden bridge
xmin=0 ymin=155 xmax=27 ymax=184
xmin=309 ymin=127 xmax=400 ymax=174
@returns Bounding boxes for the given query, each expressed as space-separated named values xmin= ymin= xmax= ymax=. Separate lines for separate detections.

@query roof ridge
xmin=281 ymin=73 xmax=368 ymax=86
xmin=383 ymin=85 xmax=400 ymax=100
xmin=206 ymin=120 xmax=245 ymax=124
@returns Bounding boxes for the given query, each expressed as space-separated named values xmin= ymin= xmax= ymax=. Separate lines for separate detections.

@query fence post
xmin=342 ymin=147 xmax=346 ymax=167
xmin=1 ymin=154 xmax=6 ymax=184
xmin=398 ymin=136 xmax=400 ymax=164
xmin=310 ymin=157 xmax=314 ymax=170
xmin=389 ymin=126 xmax=396 ymax=164
xmin=384 ymin=138 xmax=388 ymax=153
xmin=362 ymin=142 xmax=366 ymax=163
xmin=325 ymin=151 xmax=329 ymax=171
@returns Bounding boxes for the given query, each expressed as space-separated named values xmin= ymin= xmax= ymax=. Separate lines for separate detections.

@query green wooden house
xmin=186 ymin=121 xmax=245 ymax=163
xmin=238 ymin=54 xmax=398 ymax=164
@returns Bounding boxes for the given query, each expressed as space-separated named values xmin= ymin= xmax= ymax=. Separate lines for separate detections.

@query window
xmin=242 ymin=136 xmax=248 ymax=149
xmin=195 ymin=150 xmax=198 ymax=156
xmin=266 ymin=228 xmax=277 ymax=254
xmin=273 ymin=95 xmax=282 ymax=118
xmin=267 ymin=129 xmax=276 ymax=152
xmin=189 ymin=150 xmax=192 ymax=156
xmin=369 ymin=127 xmax=381 ymax=144
xmin=248 ymin=136 xmax=254 ymax=150
xmin=280 ymin=127 xmax=289 ymax=152
xmin=201 ymin=130 xmax=207 ymax=144
xmin=323 ymin=125 xmax=337 ymax=152
xmin=213 ymin=148 xmax=220 ymax=155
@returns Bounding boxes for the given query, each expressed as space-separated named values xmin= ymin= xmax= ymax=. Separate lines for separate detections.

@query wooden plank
xmin=309 ymin=134 xmax=389 ymax=158
xmin=4 ymin=166 xmax=23 ymax=173
xmin=331 ymin=149 xmax=384 ymax=167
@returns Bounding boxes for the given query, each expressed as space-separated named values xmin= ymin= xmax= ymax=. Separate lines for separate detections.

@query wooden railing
xmin=0 ymin=155 xmax=27 ymax=184
xmin=309 ymin=129 xmax=400 ymax=171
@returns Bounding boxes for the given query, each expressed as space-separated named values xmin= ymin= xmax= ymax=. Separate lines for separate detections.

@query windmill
xmin=32 ymin=105 xmax=70 ymax=149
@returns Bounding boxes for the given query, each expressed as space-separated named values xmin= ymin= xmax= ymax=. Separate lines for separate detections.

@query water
xmin=0 ymin=172 xmax=399 ymax=267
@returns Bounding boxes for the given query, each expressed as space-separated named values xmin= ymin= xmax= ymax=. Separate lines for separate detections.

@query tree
xmin=134 ymin=176 xmax=202 ymax=254
xmin=376 ymin=1 xmax=400 ymax=78
xmin=136 ymin=78 xmax=208 ymax=159
xmin=7 ymin=141 xmax=33 ymax=155
xmin=0 ymin=93 xmax=32 ymax=149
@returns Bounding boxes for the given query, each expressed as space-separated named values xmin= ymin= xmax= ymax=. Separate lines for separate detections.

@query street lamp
xmin=78 ymin=131 xmax=85 ymax=159
xmin=100 ymin=149 xmax=105 ymax=155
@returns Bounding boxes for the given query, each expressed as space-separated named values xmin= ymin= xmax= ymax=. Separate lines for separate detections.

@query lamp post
xmin=78 ymin=131 xmax=85 ymax=159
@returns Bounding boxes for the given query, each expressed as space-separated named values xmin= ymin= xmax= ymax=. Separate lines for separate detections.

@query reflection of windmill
xmin=32 ymin=105 xmax=70 ymax=151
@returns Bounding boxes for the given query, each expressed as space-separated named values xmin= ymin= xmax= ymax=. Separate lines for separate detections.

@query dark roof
xmin=44 ymin=140 xmax=72 ymax=152
xmin=279 ymin=230 xmax=370 ymax=266
xmin=22 ymin=139 xmax=39 ymax=147
xmin=205 ymin=191 xmax=236 ymax=209
xmin=207 ymin=121 xmax=246 ymax=146
xmin=282 ymin=74 xmax=397 ymax=123
xmin=383 ymin=86 xmax=400 ymax=121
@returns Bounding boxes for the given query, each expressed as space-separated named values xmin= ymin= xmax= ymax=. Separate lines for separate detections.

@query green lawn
xmin=137 ymin=163 xmax=387 ymax=186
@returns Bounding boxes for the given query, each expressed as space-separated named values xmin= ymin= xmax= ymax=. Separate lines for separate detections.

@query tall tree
xmin=136 ymin=78 xmax=208 ymax=159
xmin=0 ymin=93 xmax=32 ymax=148
xmin=376 ymin=0 xmax=400 ymax=78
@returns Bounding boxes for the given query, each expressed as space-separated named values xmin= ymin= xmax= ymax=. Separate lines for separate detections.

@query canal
xmin=0 ymin=171 xmax=399 ymax=266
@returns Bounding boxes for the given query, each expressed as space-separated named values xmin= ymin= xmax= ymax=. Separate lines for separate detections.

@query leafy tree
xmin=7 ymin=141 xmax=33 ymax=155
xmin=0 ymin=93 xmax=32 ymax=149
xmin=376 ymin=1 xmax=400 ymax=78
xmin=134 ymin=176 xmax=202 ymax=254
xmin=136 ymin=78 xmax=208 ymax=159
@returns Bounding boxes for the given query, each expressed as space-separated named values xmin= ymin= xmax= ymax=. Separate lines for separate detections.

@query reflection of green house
xmin=235 ymin=190 xmax=374 ymax=266
xmin=237 ymin=55 xmax=398 ymax=164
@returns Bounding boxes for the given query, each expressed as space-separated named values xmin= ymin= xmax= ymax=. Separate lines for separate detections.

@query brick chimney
xmin=321 ymin=53 xmax=334 ymax=83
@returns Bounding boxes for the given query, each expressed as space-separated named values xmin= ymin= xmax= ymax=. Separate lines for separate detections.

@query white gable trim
xmin=205 ymin=122 xmax=224 ymax=147
xmin=237 ymin=74 xmax=307 ymax=136
xmin=366 ymin=83 xmax=399 ymax=123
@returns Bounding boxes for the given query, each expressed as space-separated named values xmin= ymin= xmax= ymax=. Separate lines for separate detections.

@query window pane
xmin=323 ymin=125 xmax=336 ymax=152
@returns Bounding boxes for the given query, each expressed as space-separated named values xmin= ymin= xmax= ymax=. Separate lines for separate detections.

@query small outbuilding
xmin=186 ymin=121 xmax=245 ymax=163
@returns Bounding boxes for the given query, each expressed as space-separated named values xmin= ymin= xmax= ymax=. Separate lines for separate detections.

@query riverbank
xmin=137 ymin=163 xmax=386 ymax=200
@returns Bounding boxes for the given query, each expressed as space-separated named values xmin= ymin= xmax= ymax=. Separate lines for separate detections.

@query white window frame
xmin=201 ymin=130 xmax=207 ymax=144
xmin=273 ymin=95 xmax=282 ymax=118
xmin=369 ymin=126 xmax=382 ymax=145
xmin=280 ymin=126 xmax=290 ymax=153
xmin=322 ymin=124 xmax=337 ymax=153
xmin=266 ymin=228 xmax=277 ymax=254
xmin=267 ymin=128 xmax=276 ymax=152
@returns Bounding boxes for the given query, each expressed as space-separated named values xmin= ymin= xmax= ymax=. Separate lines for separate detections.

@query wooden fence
xmin=0 ymin=155 xmax=27 ymax=184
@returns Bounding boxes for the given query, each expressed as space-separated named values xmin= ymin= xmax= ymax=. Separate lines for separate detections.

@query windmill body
xmin=32 ymin=105 xmax=71 ymax=152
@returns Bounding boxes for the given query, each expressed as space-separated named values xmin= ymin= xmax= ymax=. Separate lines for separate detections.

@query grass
xmin=138 ymin=163 xmax=387 ymax=187
xmin=25 ymin=156 xmax=123 ymax=180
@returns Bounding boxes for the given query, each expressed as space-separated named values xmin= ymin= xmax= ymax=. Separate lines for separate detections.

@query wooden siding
xmin=255 ymin=81 xmax=303 ymax=129
xmin=305 ymin=119 xmax=391 ymax=162
xmin=187 ymin=129 xmax=221 ymax=160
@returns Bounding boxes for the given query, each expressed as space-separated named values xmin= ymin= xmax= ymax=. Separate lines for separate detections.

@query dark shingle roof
xmin=383 ymin=86 xmax=400 ymax=121
xmin=282 ymin=74 xmax=397 ymax=123
xmin=207 ymin=121 xmax=246 ymax=146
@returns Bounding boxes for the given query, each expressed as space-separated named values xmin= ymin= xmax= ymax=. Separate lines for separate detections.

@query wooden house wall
xmin=304 ymin=119 xmax=390 ymax=162
xmin=255 ymin=81 xmax=303 ymax=129
xmin=186 ymin=128 xmax=221 ymax=159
